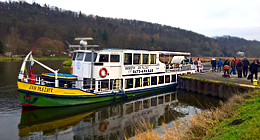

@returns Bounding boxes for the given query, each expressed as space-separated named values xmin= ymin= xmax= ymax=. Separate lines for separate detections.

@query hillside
xmin=1 ymin=1 xmax=260 ymax=57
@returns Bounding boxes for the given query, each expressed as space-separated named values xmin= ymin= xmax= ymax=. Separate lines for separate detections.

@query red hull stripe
xmin=21 ymin=103 xmax=42 ymax=107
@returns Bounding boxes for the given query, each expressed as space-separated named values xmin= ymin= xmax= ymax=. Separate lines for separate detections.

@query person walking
xmin=197 ymin=58 xmax=202 ymax=72
xmin=230 ymin=57 xmax=236 ymax=75
xmin=249 ymin=59 xmax=259 ymax=82
xmin=217 ymin=58 xmax=223 ymax=72
xmin=234 ymin=57 xmax=237 ymax=65
xmin=211 ymin=58 xmax=217 ymax=72
xmin=223 ymin=60 xmax=230 ymax=75
xmin=242 ymin=57 xmax=250 ymax=77
xmin=236 ymin=59 xmax=244 ymax=78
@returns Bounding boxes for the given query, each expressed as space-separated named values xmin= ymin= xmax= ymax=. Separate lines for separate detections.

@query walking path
xmin=187 ymin=72 xmax=259 ymax=85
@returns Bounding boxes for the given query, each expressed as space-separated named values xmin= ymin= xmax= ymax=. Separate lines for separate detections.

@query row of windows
xmin=124 ymin=53 xmax=156 ymax=65
xmin=72 ymin=52 xmax=157 ymax=65
xmin=72 ymin=52 xmax=98 ymax=62
xmin=125 ymin=75 xmax=177 ymax=89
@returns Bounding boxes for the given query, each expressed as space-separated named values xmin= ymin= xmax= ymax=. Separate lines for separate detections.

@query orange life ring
xmin=99 ymin=67 xmax=108 ymax=78
xmin=99 ymin=122 xmax=107 ymax=132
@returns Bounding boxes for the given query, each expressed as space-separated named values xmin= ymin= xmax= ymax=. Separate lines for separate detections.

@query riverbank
xmin=0 ymin=57 xmax=70 ymax=61
xmin=133 ymin=90 xmax=260 ymax=139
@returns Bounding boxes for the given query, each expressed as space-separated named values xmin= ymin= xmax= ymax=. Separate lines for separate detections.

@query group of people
xmin=211 ymin=57 xmax=259 ymax=82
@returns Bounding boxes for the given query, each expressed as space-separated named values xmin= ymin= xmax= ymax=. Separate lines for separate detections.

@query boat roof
xmin=150 ymin=51 xmax=190 ymax=56
xmin=73 ymin=49 xmax=190 ymax=55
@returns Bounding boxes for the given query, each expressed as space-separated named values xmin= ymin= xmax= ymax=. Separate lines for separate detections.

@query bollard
xmin=253 ymin=79 xmax=258 ymax=85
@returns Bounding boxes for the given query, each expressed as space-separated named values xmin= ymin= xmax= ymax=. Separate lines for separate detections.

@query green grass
xmin=203 ymin=92 xmax=260 ymax=140
xmin=63 ymin=60 xmax=72 ymax=66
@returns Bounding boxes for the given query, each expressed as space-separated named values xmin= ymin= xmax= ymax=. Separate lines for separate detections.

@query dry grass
xmin=131 ymin=91 xmax=259 ymax=140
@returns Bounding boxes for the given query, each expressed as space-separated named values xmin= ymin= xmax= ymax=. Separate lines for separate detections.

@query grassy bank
xmin=63 ymin=60 xmax=72 ymax=66
xmin=133 ymin=90 xmax=260 ymax=140
xmin=0 ymin=57 xmax=71 ymax=61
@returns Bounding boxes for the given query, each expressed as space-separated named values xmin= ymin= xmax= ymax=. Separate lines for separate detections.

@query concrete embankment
xmin=178 ymin=72 xmax=260 ymax=99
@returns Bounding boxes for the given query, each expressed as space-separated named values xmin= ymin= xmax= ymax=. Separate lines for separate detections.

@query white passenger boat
xmin=17 ymin=37 xmax=196 ymax=107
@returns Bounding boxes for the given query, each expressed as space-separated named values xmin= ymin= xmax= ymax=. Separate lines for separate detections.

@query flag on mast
xmin=29 ymin=63 xmax=33 ymax=76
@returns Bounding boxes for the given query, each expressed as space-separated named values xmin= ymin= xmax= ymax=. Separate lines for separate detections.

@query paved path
xmin=187 ymin=72 xmax=258 ymax=85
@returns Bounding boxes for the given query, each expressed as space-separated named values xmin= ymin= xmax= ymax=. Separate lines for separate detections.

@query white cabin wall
xmin=82 ymin=63 xmax=92 ymax=77
xmin=93 ymin=65 xmax=121 ymax=79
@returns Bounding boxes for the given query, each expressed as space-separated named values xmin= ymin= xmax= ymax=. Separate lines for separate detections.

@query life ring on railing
xmin=99 ymin=67 xmax=108 ymax=78
xmin=99 ymin=122 xmax=107 ymax=132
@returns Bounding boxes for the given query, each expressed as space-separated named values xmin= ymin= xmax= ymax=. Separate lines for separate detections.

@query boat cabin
xmin=71 ymin=47 xmax=193 ymax=93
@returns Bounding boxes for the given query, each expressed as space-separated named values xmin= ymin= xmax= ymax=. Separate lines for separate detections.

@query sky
xmin=3 ymin=0 xmax=260 ymax=41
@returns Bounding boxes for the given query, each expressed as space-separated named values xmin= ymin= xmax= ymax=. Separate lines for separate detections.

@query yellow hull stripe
xmin=17 ymin=81 xmax=95 ymax=96
xmin=19 ymin=112 xmax=93 ymax=136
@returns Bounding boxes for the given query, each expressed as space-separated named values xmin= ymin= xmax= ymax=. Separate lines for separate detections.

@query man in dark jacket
xmin=249 ymin=59 xmax=259 ymax=82
xmin=242 ymin=57 xmax=250 ymax=77
xmin=236 ymin=59 xmax=244 ymax=78
xmin=211 ymin=58 xmax=216 ymax=72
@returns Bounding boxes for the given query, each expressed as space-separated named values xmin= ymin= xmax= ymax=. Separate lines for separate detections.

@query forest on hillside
xmin=1 ymin=1 xmax=260 ymax=57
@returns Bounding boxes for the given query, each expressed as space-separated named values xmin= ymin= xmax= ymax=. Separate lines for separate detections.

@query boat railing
xmin=79 ymin=79 xmax=122 ymax=93
xmin=18 ymin=72 xmax=56 ymax=85
xmin=165 ymin=63 xmax=196 ymax=73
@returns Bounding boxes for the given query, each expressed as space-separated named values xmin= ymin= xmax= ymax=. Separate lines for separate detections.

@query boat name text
xmin=29 ymin=85 xmax=53 ymax=93
xmin=133 ymin=69 xmax=153 ymax=73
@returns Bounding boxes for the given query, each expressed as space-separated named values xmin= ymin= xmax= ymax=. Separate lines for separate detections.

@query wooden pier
xmin=178 ymin=72 xmax=260 ymax=99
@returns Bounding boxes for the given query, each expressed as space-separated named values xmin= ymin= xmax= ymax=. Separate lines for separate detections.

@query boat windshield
xmin=84 ymin=53 xmax=97 ymax=62
xmin=76 ymin=52 xmax=84 ymax=61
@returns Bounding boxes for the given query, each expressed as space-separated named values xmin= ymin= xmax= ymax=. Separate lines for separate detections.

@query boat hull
xmin=18 ymin=81 xmax=177 ymax=108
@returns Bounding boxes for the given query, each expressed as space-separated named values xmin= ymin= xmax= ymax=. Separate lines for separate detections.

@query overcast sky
xmin=3 ymin=0 xmax=260 ymax=41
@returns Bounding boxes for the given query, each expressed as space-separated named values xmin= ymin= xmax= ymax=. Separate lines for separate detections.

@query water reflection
xmin=18 ymin=91 xmax=220 ymax=140
xmin=19 ymin=92 xmax=177 ymax=139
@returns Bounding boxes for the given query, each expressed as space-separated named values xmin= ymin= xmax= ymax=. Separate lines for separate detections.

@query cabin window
xmin=171 ymin=75 xmax=176 ymax=82
xmin=135 ymin=77 xmax=142 ymax=88
xmin=83 ymin=78 xmax=95 ymax=89
xmin=124 ymin=53 xmax=132 ymax=65
xmin=100 ymin=80 xmax=109 ymax=91
xmin=133 ymin=54 xmax=141 ymax=64
xmin=110 ymin=55 xmax=120 ymax=62
xmin=151 ymin=76 xmax=157 ymax=85
xmin=165 ymin=75 xmax=170 ymax=83
xmin=99 ymin=54 xmax=109 ymax=62
xmin=84 ymin=53 xmax=97 ymax=62
xmin=125 ymin=78 xmax=133 ymax=89
xmin=143 ymin=77 xmax=150 ymax=86
xmin=150 ymin=54 xmax=156 ymax=64
xmin=110 ymin=79 xmax=122 ymax=90
xmin=158 ymin=76 xmax=164 ymax=84
xmin=72 ymin=52 xmax=77 ymax=60
xmin=142 ymin=54 xmax=149 ymax=64
xmin=76 ymin=52 xmax=84 ymax=61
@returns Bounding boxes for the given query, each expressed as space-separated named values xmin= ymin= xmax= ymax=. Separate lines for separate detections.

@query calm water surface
xmin=0 ymin=61 xmax=220 ymax=140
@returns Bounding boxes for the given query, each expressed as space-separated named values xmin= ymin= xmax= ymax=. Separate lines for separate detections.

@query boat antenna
xmin=69 ymin=37 xmax=99 ymax=50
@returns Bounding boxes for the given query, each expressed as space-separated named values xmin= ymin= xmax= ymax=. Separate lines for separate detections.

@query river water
xmin=0 ymin=61 xmax=220 ymax=140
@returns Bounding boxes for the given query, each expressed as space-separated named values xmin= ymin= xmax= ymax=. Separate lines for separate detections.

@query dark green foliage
xmin=0 ymin=40 xmax=3 ymax=54
xmin=1 ymin=1 xmax=260 ymax=57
